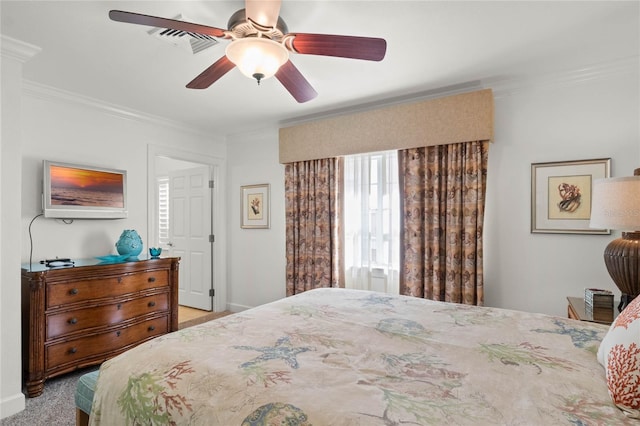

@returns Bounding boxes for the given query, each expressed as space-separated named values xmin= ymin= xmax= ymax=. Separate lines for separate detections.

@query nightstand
xmin=567 ymin=296 xmax=615 ymax=325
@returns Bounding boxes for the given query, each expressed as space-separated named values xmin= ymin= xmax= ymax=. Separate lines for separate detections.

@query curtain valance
xmin=279 ymin=89 xmax=493 ymax=164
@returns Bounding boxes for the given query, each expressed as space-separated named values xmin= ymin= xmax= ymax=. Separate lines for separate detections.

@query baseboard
xmin=0 ymin=391 xmax=25 ymax=419
xmin=227 ymin=302 xmax=252 ymax=313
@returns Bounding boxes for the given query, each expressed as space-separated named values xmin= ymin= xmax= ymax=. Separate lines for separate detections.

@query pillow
xmin=597 ymin=296 xmax=640 ymax=418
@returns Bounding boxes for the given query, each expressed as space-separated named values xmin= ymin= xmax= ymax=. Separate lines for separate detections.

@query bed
xmin=87 ymin=288 xmax=636 ymax=425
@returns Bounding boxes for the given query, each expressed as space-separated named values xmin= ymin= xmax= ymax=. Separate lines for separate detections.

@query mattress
xmin=89 ymin=288 xmax=632 ymax=425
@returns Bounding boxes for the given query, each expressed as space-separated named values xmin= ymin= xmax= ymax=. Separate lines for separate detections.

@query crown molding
xmin=486 ymin=55 xmax=639 ymax=98
xmin=280 ymin=80 xmax=484 ymax=129
xmin=226 ymin=125 xmax=280 ymax=140
xmin=280 ymin=56 xmax=638 ymax=129
xmin=0 ymin=35 xmax=41 ymax=63
xmin=18 ymin=55 xmax=638 ymax=137
xmin=21 ymin=80 xmax=211 ymax=138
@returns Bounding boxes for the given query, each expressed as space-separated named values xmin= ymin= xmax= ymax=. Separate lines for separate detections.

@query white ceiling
xmin=2 ymin=1 xmax=638 ymax=136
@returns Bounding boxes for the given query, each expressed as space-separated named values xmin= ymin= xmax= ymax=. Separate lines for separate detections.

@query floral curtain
xmin=398 ymin=141 xmax=489 ymax=305
xmin=285 ymin=158 xmax=343 ymax=296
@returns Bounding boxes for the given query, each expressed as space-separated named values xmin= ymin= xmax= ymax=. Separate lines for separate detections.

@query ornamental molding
xmin=487 ymin=55 xmax=639 ymax=98
xmin=22 ymin=80 xmax=210 ymax=137
xmin=0 ymin=35 xmax=41 ymax=63
xmin=283 ymin=56 xmax=639 ymax=128
xmin=18 ymin=54 xmax=639 ymax=136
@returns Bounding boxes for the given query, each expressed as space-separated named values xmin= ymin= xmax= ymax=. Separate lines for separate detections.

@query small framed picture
xmin=531 ymin=158 xmax=611 ymax=234
xmin=241 ymin=184 xmax=270 ymax=229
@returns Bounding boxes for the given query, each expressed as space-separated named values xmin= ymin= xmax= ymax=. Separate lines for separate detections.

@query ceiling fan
xmin=109 ymin=0 xmax=386 ymax=103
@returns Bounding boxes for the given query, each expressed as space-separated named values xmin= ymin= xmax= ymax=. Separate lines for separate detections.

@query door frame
xmin=147 ymin=145 xmax=227 ymax=312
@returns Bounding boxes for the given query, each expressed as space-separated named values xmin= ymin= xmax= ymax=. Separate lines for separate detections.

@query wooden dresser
xmin=21 ymin=257 xmax=180 ymax=397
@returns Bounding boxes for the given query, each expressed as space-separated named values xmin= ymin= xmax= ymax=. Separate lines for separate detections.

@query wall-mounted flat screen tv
xmin=43 ymin=160 xmax=128 ymax=219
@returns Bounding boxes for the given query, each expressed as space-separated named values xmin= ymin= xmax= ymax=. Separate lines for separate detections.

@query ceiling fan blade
xmin=245 ymin=0 xmax=282 ymax=29
xmin=186 ymin=56 xmax=236 ymax=89
xmin=275 ymin=60 xmax=318 ymax=103
xmin=286 ymin=33 xmax=387 ymax=61
xmin=109 ymin=10 xmax=227 ymax=38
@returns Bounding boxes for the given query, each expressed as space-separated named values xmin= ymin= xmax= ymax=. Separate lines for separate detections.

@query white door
xmin=168 ymin=165 xmax=213 ymax=310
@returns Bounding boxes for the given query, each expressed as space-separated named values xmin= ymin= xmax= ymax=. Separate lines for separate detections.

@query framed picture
xmin=531 ymin=158 xmax=611 ymax=234
xmin=241 ymin=184 xmax=270 ymax=229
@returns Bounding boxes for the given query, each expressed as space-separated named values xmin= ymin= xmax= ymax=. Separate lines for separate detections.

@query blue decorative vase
xmin=116 ymin=230 xmax=143 ymax=258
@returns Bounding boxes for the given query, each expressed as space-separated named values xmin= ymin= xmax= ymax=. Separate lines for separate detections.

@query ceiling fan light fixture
xmin=225 ymin=38 xmax=289 ymax=84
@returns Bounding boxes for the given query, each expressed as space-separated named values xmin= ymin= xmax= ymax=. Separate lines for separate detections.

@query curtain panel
xmin=398 ymin=141 xmax=489 ymax=305
xmin=285 ymin=158 xmax=343 ymax=296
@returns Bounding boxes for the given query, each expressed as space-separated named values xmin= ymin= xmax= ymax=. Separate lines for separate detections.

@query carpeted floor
xmin=1 ymin=367 xmax=95 ymax=426
xmin=2 ymin=310 xmax=232 ymax=425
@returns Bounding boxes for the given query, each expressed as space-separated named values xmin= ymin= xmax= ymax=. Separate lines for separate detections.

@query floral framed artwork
xmin=531 ymin=158 xmax=611 ymax=234
xmin=241 ymin=184 xmax=270 ymax=229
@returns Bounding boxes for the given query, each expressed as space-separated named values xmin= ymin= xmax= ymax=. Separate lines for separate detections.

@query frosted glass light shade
xmin=590 ymin=176 xmax=640 ymax=230
xmin=225 ymin=38 xmax=289 ymax=82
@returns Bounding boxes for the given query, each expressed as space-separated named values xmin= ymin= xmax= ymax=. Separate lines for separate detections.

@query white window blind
xmin=157 ymin=177 xmax=170 ymax=247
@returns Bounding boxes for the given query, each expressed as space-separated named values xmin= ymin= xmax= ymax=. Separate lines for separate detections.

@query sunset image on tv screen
xmin=50 ymin=165 xmax=124 ymax=208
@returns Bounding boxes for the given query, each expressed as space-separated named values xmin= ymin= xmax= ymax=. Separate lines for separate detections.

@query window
xmin=157 ymin=177 xmax=170 ymax=247
xmin=344 ymin=151 xmax=400 ymax=294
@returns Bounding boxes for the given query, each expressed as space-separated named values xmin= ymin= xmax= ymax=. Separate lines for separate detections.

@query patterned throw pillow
xmin=597 ymin=296 xmax=640 ymax=418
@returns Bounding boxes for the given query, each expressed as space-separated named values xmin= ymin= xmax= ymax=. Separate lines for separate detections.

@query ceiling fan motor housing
xmin=227 ymin=9 xmax=288 ymax=41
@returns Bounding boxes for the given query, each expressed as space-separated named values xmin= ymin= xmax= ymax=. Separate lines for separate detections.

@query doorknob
xmin=167 ymin=242 xmax=174 ymax=247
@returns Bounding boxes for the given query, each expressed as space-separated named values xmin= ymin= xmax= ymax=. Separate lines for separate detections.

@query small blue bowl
xmin=149 ymin=247 xmax=162 ymax=258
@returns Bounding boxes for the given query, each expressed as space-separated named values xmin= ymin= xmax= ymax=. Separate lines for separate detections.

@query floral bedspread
xmin=89 ymin=288 xmax=631 ymax=425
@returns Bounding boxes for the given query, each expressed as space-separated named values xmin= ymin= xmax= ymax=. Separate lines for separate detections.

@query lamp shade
xmin=589 ymin=176 xmax=640 ymax=231
xmin=225 ymin=38 xmax=289 ymax=82
xmin=590 ymin=174 xmax=640 ymax=311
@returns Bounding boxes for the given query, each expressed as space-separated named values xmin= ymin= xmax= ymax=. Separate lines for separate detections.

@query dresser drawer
xmin=46 ymin=316 xmax=168 ymax=370
xmin=46 ymin=270 xmax=169 ymax=308
xmin=46 ymin=292 xmax=169 ymax=340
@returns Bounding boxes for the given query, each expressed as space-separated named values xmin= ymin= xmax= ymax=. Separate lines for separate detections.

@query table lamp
xmin=590 ymin=168 xmax=640 ymax=311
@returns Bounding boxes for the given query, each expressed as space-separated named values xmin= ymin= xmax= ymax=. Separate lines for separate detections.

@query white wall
xmin=485 ymin=59 xmax=639 ymax=315
xmin=20 ymin=92 xmax=226 ymax=262
xmin=0 ymin=35 xmax=40 ymax=420
xmin=1 ymin=80 xmax=226 ymax=418
xmin=226 ymin=129 xmax=286 ymax=311
xmin=224 ymin=59 xmax=640 ymax=318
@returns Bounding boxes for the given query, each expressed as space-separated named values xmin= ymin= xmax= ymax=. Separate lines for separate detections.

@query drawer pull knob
xmin=69 ymin=288 xmax=78 ymax=295
xmin=69 ymin=347 xmax=77 ymax=354
xmin=117 ymin=277 xmax=122 ymax=283
xmin=68 ymin=318 xmax=78 ymax=325
xmin=116 ymin=331 xmax=121 ymax=337
xmin=148 ymin=325 xmax=156 ymax=332
xmin=117 ymin=304 xmax=122 ymax=310
xmin=148 ymin=277 xmax=156 ymax=283
xmin=148 ymin=301 xmax=156 ymax=307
